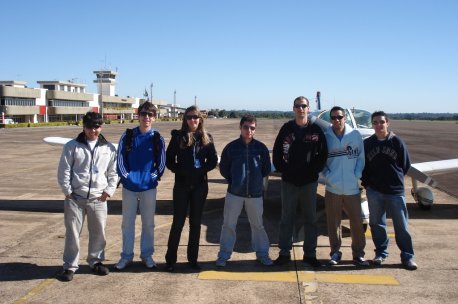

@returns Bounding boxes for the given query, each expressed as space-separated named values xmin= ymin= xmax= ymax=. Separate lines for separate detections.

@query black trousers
xmin=165 ymin=182 xmax=208 ymax=265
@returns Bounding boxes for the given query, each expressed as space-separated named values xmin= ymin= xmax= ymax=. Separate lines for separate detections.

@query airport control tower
xmin=93 ymin=70 xmax=117 ymax=96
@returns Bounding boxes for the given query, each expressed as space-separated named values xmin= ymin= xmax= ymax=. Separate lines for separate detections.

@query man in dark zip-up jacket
xmin=216 ymin=115 xmax=273 ymax=267
xmin=272 ymin=96 xmax=328 ymax=268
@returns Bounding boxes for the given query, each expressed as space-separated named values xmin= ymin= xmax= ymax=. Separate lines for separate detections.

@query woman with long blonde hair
xmin=164 ymin=105 xmax=218 ymax=271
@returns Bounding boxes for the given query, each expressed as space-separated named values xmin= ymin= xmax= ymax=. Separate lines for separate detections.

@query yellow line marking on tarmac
xmin=14 ymin=278 xmax=55 ymax=304
xmin=198 ymin=270 xmax=399 ymax=285
xmin=365 ymin=230 xmax=395 ymax=238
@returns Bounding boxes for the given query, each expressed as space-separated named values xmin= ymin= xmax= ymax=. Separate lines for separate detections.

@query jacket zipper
xmin=87 ymin=145 xmax=97 ymax=199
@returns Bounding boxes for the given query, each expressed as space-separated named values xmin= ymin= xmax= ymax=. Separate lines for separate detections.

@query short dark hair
xmin=138 ymin=101 xmax=157 ymax=116
xmin=83 ymin=112 xmax=103 ymax=128
xmin=371 ymin=111 xmax=389 ymax=122
xmin=330 ymin=106 xmax=345 ymax=115
xmin=240 ymin=114 xmax=257 ymax=126
xmin=293 ymin=96 xmax=309 ymax=106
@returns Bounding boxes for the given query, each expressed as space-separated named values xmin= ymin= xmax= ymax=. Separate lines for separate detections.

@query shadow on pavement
xmin=0 ymin=263 xmax=61 ymax=282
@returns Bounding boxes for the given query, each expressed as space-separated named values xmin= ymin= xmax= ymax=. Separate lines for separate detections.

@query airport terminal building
xmin=0 ymin=70 xmax=186 ymax=124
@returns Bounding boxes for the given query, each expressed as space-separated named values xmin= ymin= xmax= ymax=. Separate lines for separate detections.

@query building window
xmin=42 ymin=85 xmax=56 ymax=90
xmin=48 ymin=99 xmax=88 ymax=107
xmin=1 ymin=98 xmax=35 ymax=106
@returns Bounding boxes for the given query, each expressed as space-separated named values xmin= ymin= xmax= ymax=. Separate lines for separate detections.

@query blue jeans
xmin=278 ymin=181 xmax=318 ymax=258
xmin=218 ymin=192 xmax=270 ymax=260
xmin=120 ymin=188 xmax=157 ymax=261
xmin=366 ymin=187 xmax=414 ymax=262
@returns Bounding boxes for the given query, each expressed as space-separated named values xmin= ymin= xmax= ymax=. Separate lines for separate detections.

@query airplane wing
xmin=43 ymin=137 xmax=72 ymax=146
xmin=43 ymin=137 xmax=119 ymax=150
xmin=408 ymin=159 xmax=458 ymax=188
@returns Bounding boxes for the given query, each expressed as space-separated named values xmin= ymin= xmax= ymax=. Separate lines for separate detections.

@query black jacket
xmin=166 ymin=129 xmax=218 ymax=186
xmin=272 ymin=119 xmax=328 ymax=186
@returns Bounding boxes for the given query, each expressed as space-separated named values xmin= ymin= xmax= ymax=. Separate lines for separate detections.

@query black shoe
xmin=164 ymin=263 xmax=175 ymax=272
xmin=188 ymin=262 xmax=201 ymax=270
xmin=92 ymin=262 xmax=109 ymax=276
xmin=58 ymin=269 xmax=74 ymax=282
xmin=303 ymin=257 xmax=322 ymax=268
xmin=273 ymin=254 xmax=291 ymax=266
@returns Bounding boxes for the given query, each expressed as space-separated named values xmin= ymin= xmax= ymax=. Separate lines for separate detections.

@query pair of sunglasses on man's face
xmin=140 ymin=111 xmax=155 ymax=118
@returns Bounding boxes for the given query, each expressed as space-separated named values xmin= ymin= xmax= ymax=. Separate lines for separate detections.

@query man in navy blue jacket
xmin=361 ymin=111 xmax=417 ymax=270
xmin=216 ymin=115 xmax=273 ymax=267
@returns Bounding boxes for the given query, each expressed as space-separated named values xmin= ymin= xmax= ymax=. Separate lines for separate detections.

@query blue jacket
xmin=322 ymin=124 xmax=365 ymax=195
xmin=219 ymin=137 xmax=271 ymax=198
xmin=117 ymin=127 xmax=166 ymax=192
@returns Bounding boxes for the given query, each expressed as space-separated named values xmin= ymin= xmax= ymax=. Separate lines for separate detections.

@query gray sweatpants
xmin=63 ymin=197 xmax=107 ymax=272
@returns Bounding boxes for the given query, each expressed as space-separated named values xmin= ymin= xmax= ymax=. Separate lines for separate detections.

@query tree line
xmin=207 ymin=109 xmax=458 ymax=121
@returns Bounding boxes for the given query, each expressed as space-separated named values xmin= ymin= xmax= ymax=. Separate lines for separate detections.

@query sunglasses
xmin=330 ymin=115 xmax=344 ymax=120
xmin=140 ymin=111 xmax=155 ymax=117
xmin=186 ymin=115 xmax=200 ymax=120
xmin=294 ymin=104 xmax=308 ymax=109
xmin=85 ymin=125 xmax=101 ymax=129
xmin=242 ymin=125 xmax=256 ymax=131
xmin=372 ymin=120 xmax=386 ymax=125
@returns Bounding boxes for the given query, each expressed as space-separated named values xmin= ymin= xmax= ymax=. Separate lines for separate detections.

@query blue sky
xmin=2 ymin=0 xmax=457 ymax=113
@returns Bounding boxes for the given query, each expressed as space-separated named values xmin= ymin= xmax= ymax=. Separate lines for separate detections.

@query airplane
xmin=43 ymin=98 xmax=458 ymax=220
xmin=306 ymin=92 xmax=458 ymax=212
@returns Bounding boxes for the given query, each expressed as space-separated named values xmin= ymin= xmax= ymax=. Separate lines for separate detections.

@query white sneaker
xmin=215 ymin=257 xmax=227 ymax=267
xmin=115 ymin=258 xmax=132 ymax=270
xmin=328 ymin=251 xmax=342 ymax=266
xmin=372 ymin=255 xmax=386 ymax=266
xmin=142 ymin=256 xmax=157 ymax=269
xmin=403 ymin=259 xmax=418 ymax=271
xmin=258 ymin=256 xmax=273 ymax=266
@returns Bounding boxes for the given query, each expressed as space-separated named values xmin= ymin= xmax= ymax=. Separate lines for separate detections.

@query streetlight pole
xmin=150 ymin=82 xmax=153 ymax=102
xmin=194 ymin=95 xmax=197 ymax=106
xmin=173 ymin=90 xmax=176 ymax=118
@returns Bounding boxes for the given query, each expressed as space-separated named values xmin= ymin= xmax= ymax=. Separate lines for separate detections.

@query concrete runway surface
xmin=0 ymin=118 xmax=457 ymax=304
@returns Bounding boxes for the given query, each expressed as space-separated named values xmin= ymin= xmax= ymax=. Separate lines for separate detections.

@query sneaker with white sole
xmin=327 ymin=251 xmax=342 ymax=266
xmin=403 ymin=259 xmax=418 ymax=271
xmin=115 ymin=258 xmax=132 ymax=271
xmin=372 ymin=255 xmax=386 ymax=266
xmin=353 ymin=257 xmax=370 ymax=267
xmin=257 ymin=256 xmax=273 ymax=266
xmin=215 ymin=257 xmax=227 ymax=267
xmin=142 ymin=256 xmax=157 ymax=269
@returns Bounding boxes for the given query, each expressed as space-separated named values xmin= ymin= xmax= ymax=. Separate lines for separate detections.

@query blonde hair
xmin=180 ymin=105 xmax=211 ymax=148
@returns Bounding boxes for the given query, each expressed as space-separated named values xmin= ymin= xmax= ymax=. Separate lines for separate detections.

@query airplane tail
xmin=316 ymin=91 xmax=321 ymax=111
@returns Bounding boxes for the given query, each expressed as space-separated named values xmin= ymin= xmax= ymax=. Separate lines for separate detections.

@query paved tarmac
xmin=0 ymin=118 xmax=457 ymax=304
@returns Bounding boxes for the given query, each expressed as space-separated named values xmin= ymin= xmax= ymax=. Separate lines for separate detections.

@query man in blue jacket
xmin=115 ymin=101 xmax=166 ymax=270
xmin=216 ymin=115 xmax=273 ymax=267
xmin=322 ymin=106 xmax=368 ymax=267
xmin=361 ymin=111 xmax=417 ymax=270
